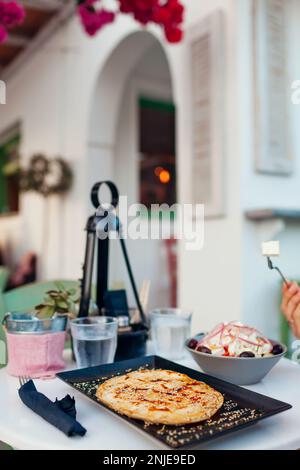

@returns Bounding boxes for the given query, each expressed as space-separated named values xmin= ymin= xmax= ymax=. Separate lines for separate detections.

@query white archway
xmin=87 ymin=30 xmax=175 ymax=309
xmin=86 ymin=30 xmax=173 ymax=191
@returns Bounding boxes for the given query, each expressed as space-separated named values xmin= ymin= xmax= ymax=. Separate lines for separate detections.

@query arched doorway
xmin=87 ymin=31 xmax=176 ymax=311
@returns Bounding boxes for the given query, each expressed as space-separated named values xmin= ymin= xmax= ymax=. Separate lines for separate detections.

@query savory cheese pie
xmin=96 ymin=369 xmax=224 ymax=425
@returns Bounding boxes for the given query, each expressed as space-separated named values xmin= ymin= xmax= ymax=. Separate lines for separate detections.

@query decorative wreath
xmin=20 ymin=154 xmax=73 ymax=197
xmin=0 ymin=0 xmax=184 ymax=44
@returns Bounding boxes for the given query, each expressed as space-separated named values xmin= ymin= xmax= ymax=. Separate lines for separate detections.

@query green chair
xmin=0 ymin=267 xmax=9 ymax=294
xmin=0 ymin=279 xmax=79 ymax=366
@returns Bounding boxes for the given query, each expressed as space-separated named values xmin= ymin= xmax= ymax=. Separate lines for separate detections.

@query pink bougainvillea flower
xmin=77 ymin=0 xmax=115 ymax=36
xmin=0 ymin=23 xmax=7 ymax=43
xmin=77 ymin=0 xmax=185 ymax=44
xmin=153 ymin=0 xmax=184 ymax=43
xmin=0 ymin=0 xmax=25 ymax=44
xmin=152 ymin=6 xmax=172 ymax=25
xmin=164 ymin=25 xmax=183 ymax=43
xmin=118 ymin=0 xmax=184 ymax=42
xmin=0 ymin=0 xmax=25 ymax=28
xmin=119 ymin=0 xmax=158 ymax=25
xmin=157 ymin=0 xmax=184 ymax=25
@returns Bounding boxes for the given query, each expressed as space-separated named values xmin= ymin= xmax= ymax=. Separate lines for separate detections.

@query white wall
xmin=0 ymin=24 xmax=89 ymax=280
xmin=0 ymin=215 xmax=21 ymax=266
xmin=3 ymin=0 xmax=298 ymax=340
xmin=0 ymin=1 xmax=240 ymax=334
xmin=176 ymin=0 xmax=242 ymax=333
xmin=238 ymin=0 xmax=300 ymax=339
xmin=111 ymin=42 xmax=173 ymax=310
xmin=81 ymin=0 xmax=242 ymax=332
xmin=0 ymin=17 xmax=147 ymax=280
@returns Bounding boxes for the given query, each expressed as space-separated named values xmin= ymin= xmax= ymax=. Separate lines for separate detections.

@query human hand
xmin=281 ymin=281 xmax=300 ymax=338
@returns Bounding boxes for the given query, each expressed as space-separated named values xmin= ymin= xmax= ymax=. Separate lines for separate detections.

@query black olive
xmin=197 ymin=346 xmax=212 ymax=354
xmin=239 ymin=351 xmax=255 ymax=358
xmin=272 ymin=344 xmax=284 ymax=355
xmin=188 ymin=338 xmax=198 ymax=350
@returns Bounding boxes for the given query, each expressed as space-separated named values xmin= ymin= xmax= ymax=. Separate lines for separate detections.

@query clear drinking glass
xmin=70 ymin=316 xmax=118 ymax=368
xmin=150 ymin=308 xmax=192 ymax=360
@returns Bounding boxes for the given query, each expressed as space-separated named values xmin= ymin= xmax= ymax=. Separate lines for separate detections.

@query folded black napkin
xmin=18 ymin=380 xmax=86 ymax=437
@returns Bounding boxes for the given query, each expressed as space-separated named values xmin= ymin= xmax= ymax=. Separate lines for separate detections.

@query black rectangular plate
xmin=56 ymin=355 xmax=292 ymax=449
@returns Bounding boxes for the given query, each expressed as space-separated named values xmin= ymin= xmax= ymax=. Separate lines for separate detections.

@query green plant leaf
xmin=36 ymin=305 xmax=55 ymax=318
xmin=55 ymin=282 xmax=65 ymax=291
xmin=68 ymin=300 xmax=77 ymax=315
xmin=47 ymin=292 xmax=60 ymax=298
xmin=42 ymin=295 xmax=55 ymax=305
xmin=35 ymin=304 xmax=46 ymax=310
xmin=38 ymin=285 xmax=78 ymax=316
xmin=56 ymin=300 xmax=69 ymax=309
xmin=43 ymin=301 xmax=56 ymax=308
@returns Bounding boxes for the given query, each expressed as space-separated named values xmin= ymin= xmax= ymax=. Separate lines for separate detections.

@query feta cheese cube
xmin=262 ymin=241 xmax=280 ymax=257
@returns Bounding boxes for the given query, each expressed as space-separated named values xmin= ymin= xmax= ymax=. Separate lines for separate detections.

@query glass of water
xmin=150 ymin=309 xmax=192 ymax=360
xmin=70 ymin=316 xmax=118 ymax=368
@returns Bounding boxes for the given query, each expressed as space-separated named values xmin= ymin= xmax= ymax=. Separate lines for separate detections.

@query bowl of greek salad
xmin=186 ymin=322 xmax=287 ymax=385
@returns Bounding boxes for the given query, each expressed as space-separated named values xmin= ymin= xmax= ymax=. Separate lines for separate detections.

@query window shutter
xmin=189 ymin=11 xmax=225 ymax=217
xmin=253 ymin=0 xmax=291 ymax=175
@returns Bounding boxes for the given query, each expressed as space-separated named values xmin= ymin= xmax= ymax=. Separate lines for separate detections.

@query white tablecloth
xmin=0 ymin=356 xmax=300 ymax=450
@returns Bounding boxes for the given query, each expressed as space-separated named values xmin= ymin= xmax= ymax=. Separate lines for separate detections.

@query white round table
xmin=1 ymin=355 xmax=300 ymax=450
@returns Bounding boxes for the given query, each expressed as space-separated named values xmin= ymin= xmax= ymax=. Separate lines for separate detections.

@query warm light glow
xmin=159 ymin=170 xmax=171 ymax=184
xmin=154 ymin=166 xmax=164 ymax=177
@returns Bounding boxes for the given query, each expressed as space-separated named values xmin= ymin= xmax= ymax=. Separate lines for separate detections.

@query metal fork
xmin=267 ymin=257 xmax=289 ymax=287
xmin=18 ymin=376 xmax=31 ymax=387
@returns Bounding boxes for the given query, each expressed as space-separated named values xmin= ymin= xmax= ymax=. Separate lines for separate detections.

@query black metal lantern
xmin=78 ymin=181 xmax=147 ymax=330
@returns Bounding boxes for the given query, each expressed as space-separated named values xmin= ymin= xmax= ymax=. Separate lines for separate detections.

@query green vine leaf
xmin=36 ymin=306 xmax=55 ymax=319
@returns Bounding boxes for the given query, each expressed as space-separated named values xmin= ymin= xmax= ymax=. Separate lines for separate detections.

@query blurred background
xmin=0 ymin=0 xmax=300 ymax=348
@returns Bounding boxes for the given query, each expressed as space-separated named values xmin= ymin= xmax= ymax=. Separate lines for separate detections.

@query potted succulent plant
xmin=4 ymin=283 xmax=78 ymax=378
xmin=35 ymin=283 xmax=77 ymax=321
